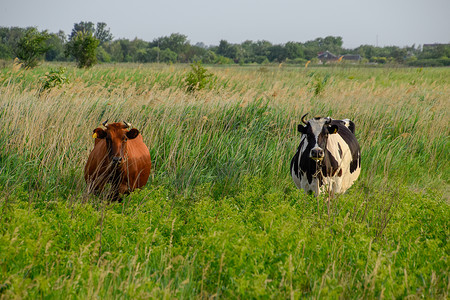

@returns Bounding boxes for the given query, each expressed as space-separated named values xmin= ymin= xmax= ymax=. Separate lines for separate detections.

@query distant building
xmin=317 ymin=51 xmax=338 ymax=62
xmin=318 ymin=51 xmax=361 ymax=63
xmin=341 ymin=54 xmax=362 ymax=61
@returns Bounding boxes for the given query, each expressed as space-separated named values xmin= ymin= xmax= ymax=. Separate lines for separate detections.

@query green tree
xmin=200 ymin=50 xmax=217 ymax=64
xmin=0 ymin=27 xmax=15 ymax=59
xmin=160 ymin=48 xmax=177 ymax=63
xmin=240 ymin=40 xmax=255 ymax=63
xmin=0 ymin=26 xmax=28 ymax=59
xmin=0 ymin=43 xmax=11 ymax=59
xmin=69 ymin=21 xmax=95 ymax=41
xmin=252 ymin=40 xmax=272 ymax=58
xmin=420 ymin=44 xmax=450 ymax=59
xmin=355 ymin=45 xmax=377 ymax=60
xmin=103 ymin=40 xmax=125 ymax=62
xmin=285 ymin=42 xmax=304 ymax=59
xmin=216 ymin=40 xmax=242 ymax=62
xmin=15 ymin=27 xmax=50 ymax=68
xmin=302 ymin=36 xmax=343 ymax=60
xmin=150 ymin=33 xmax=189 ymax=60
xmin=268 ymin=45 xmax=287 ymax=62
xmin=66 ymin=30 xmax=100 ymax=68
xmin=95 ymin=22 xmax=113 ymax=45
xmin=137 ymin=47 xmax=159 ymax=63
xmin=69 ymin=21 xmax=112 ymax=45
xmin=45 ymin=30 xmax=66 ymax=61
xmin=96 ymin=45 xmax=111 ymax=62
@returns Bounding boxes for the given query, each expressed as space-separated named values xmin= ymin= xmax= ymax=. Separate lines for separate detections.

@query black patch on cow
xmin=338 ymin=169 xmax=342 ymax=177
xmin=298 ymin=127 xmax=321 ymax=184
xmin=321 ymin=148 xmax=339 ymax=177
xmin=348 ymin=120 xmax=355 ymax=134
xmin=300 ymin=152 xmax=315 ymax=184
xmin=290 ymin=138 xmax=304 ymax=178
xmin=332 ymin=120 xmax=360 ymax=174
xmin=337 ymin=143 xmax=343 ymax=158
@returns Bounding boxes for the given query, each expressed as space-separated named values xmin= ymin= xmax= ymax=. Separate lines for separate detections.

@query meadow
xmin=0 ymin=63 xmax=448 ymax=298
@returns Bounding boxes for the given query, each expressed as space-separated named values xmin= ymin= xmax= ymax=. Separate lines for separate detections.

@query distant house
xmin=318 ymin=51 xmax=361 ymax=63
xmin=317 ymin=51 xmax=338 ymax=62
xmin=341 ymin=54 xmax=362 ymax=61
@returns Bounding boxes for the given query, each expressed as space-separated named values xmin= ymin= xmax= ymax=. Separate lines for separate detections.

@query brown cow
xmin=84 ymin=120 xmax=151 ymax=201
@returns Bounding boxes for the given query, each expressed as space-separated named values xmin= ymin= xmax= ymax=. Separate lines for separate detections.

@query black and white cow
xmin=290 ymin=113 xmax=361 ymax=196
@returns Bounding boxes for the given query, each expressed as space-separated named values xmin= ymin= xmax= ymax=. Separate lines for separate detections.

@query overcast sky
xmin=0 ymin=0 xmax=449 ymax=48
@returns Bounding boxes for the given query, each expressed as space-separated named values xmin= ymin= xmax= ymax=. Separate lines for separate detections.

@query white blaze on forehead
xmin=308 ymin=118 xmax=329 ymax=144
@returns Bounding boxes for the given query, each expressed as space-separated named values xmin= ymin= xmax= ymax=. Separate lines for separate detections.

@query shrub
xmin=370 ymin=57 xmax=387 ymax=64
xmin=38 ymin=67 xmax=69 ymax=94
xmin=407 ymin=57 xmax=450 ymax=67
xmin=308 ymin=72 xmax=330 ymax=96
xmin=184 ymin=62 xmax=216 ymax=92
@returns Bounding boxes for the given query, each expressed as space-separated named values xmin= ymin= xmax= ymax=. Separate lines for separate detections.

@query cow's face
xmin=93 ymin=122 xmax=139 ymax=164
xmin=298 ymin=116 xmax=338 ymax=161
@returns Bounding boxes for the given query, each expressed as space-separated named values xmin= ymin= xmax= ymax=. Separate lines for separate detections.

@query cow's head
xmin=93 ymin=120 xmax=140 ymax=164
xmin=297 ymin=113 xmax=339 ymax=161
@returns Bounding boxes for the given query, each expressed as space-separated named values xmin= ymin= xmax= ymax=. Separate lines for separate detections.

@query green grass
xmin=0 ymin=63 xmax=449 ymax=298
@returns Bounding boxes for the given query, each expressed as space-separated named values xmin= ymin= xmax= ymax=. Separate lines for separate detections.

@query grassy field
xmin=0 ymin=63 xmax=448 ymax=298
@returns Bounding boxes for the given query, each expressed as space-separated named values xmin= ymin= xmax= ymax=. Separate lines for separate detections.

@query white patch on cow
xmin=325 ymin=133 xmax=360 ymax=194
xmin=298 ymin=172 xmax=323 ymax=195
xmin=342 ymin=119 xmax=351 ymax=128
xmin=309 ymin=120 xmax=324 ymax=145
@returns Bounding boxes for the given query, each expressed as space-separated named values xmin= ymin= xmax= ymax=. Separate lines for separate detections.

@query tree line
xmin=1 ymin=22 xmax=449 ymax=68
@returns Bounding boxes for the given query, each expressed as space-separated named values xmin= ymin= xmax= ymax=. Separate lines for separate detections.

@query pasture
xmin=0 ymin=63 xmax=448 ymax=298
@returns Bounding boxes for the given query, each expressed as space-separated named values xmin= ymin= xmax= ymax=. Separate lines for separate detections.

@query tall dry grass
xmin=0 ymin=64 xmax=448 ymax=198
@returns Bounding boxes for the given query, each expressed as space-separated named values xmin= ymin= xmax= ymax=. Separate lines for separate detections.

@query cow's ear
xmin=298 ymin=124 xmax=307 ymax=134
xmin=126 ymin=128 xmax=139 ymax=139
xmin=93 ymin=128 xmax=106 ymax=139
xmin=327 ymin=125 xmax=338 ymax=134
xmin=348 ymin=121 xmax=355 ymax=134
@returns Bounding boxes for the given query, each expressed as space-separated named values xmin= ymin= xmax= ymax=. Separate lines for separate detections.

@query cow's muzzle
xmin=310 ymin=147 xmax=324 ymax=161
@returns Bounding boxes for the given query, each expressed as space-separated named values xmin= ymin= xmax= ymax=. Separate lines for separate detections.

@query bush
xmin=407 ymin=57 xmax=450 ymax=67
xmin=214 ymin=55 xmax=234 ymax=64
xmin=370 ymin=57 xmax=387 ymax=64
xmin=285 ymin=58 xmax=308 ymax=65
xmin=38 ymin=67 xmax=69 ymax=94
xmin=308 ymin=72 xmax=330 ymax=96
xmin=184 ymin=62 xmax=216 ymax=92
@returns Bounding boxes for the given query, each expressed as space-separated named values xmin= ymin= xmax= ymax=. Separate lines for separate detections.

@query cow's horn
xmin=123 ymin=121 xmax=131 ymax=128
xmin=301 ymin=113 xmax=309 ymax=125
xmin=102 ymin=119 xmax=109 ymax=127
